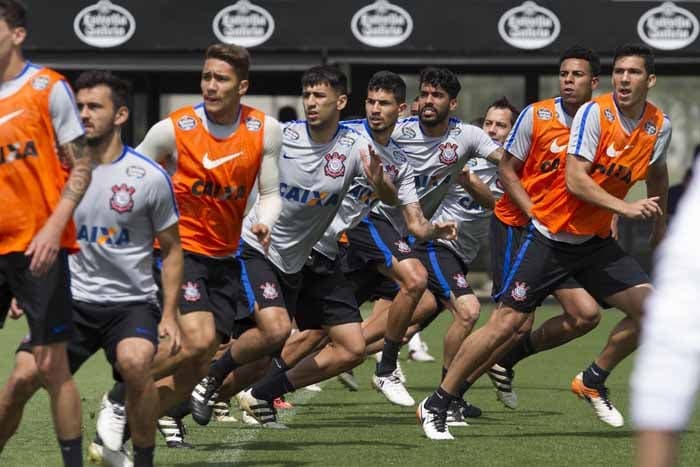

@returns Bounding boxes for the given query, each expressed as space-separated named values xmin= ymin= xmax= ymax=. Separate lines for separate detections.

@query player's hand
xmin=159 ymin=314 xmax=181 ymax=356
xmin=610 ymin=214 xmax=620 ymax=240
xmin=9 ymin=298 xmax=24 ymax=319
xmin=622 ymin=197 xmax=662 ymax=220
xmin=251 ymin=223 xmax=271 ymax=254
xmin=361 ymin=144 xmax=385 ymax=187
xmin=432 ymin=221 xmax=457 ymax=241
xmin=25 ymin=222 xmax=62 ymax=276
xmin=457 ymin=166 xmax=471 ymax=188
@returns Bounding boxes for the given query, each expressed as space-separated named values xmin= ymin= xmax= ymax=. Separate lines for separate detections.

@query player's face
xmin=612 ymin=55 xmax=656 ymax=112
xmin=0 ymin=19 xmax=24 ymax=64
xmin=76 ymin=85 xmax=125 ymax=143
xmin=418 ymin=83 xmax=455 ymax=127
xmin=302 ymin=83 xmax=346 ymax=128
xmin=482 ymin=107 xmax=513 ymax=145
xmin=365 ymin=89 xmax=404 ymax=133
xmin=200 ymin=58 xmax=248 ymax=118
xmin=559 ymin=58 xmax=598 ymax=108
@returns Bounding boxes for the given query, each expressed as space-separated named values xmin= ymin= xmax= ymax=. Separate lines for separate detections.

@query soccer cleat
xmin=417 ymin=397 xmax=454 ymax=440
xmin=303 ymin=383 xmax=322 ymax=392
xmin=395 ymin=361 xmax=407 ymax=384
xmin=157 ymin=416 xmax=194 ymax=448
xmin=87 ymin=436 xmax=133 ymax=467
xmin=213 ymin=400 xmax=238 ymax=422
xmin=571 ymin=372 xmax=624 ymax=428
xmin=337 ymin=370 xmax=359 ymax=391
xmin=240 ymin=409 xmax=261 ymax=425
xmin=457 ymin=398 xmax=482 ymax=418
xmin=190 ymin=376 xmax=220 ymax=426
xmin=237 ymin=389 xmax=288 ymax=429
xmin=372 ymin=369 xmax=415 ymax=407
xmin=487 ymin=364 xmax=518 ymax=409
xmin=446 ymin=399 xmax=469 ymax=427
xmin=273 ymin=397 xmax=294 ymax=410
xmin=96 ymin=393 xmax=128 ymax=451
xmin=408 ymin=338 xmax=436 ymax=362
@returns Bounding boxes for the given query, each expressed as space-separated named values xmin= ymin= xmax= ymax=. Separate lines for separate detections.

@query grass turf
xmin=1 ymin=303 xmax=699 ymax=466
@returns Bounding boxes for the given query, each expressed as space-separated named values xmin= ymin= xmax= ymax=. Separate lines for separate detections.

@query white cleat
xmin=303 ymin=383 xmax=322 ymax=392
xmin=372 ymin=369 xmax=415 ymax=407
xmin=571 ymin=372 xmax=624 ymax=428
xmin=96 ymin=393 xmax=127 ymax=451
xmin=395 ymin=361 xmax=407 ymax=384
xmin=237 ymin=389 xmax=288 ymax=429
xmin=408 ymin=335 xmax=436 ymax=362
xmin=87 ymin=439 xmax=133 ymax=467
xmin=213 ymin=401 xmax=238 ymax=422
xmin=446 ymin=400 xmax=469 ymax=427
xmin=337 ymin=371 xmax=359 ymax=391
xmin=240 ymin=409 xmax=261 ymax=425
xmin=487 ymin=364 xmax=518 ymax=409
xmin=417 ymin=397 xmax=454 ymax=440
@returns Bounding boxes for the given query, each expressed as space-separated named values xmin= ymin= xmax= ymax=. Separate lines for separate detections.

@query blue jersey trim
xmin=573 ymin=102 xmax=595 ymax=155
xmin=427 ymin=241 xmax=452 ymax=300
xmin=494 ymin=224 xmax=534 ymax=301
xmin=504 ymin=104 xmax=532 ymax=152
xmin=362 ymin=216 xmax=393 ymax=268
xmin=238 ymin=256 xmax=257 ymax=314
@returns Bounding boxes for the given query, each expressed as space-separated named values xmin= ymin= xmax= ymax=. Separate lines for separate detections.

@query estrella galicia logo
xmin=351 ymin=0 xmax=413 ymax=48
xmin=73 ymin=0 xmax=135 ymax=48
xmin=498 ymin=1 xmax=560 ymax=50
xmin=213 ymin=0 xmax=275 ymax=48
xmin=638 ymin=2 xmax=699 ymax=51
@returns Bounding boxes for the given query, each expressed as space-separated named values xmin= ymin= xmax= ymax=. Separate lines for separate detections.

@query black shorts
xmin=294 ymin=251 xmax=361 ymax=330
xmin=0 ymin=251 xmax=73 ymax=345
xmin=412 ymin=241 xmax=474 ymax=301
xmin=345 ymin=212 xmax=415 ymax=271
xmin=155 ymin=251 xmax=242 ymax=339
xmin=497 ymin=226 xmax=649 ymax=313
xmin=18 ymin=300 xmax=160 ymax=381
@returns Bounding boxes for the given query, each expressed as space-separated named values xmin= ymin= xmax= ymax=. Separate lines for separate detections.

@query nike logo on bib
xmin=549 ymin=138 xmax=567 ymax=154
xmin=202 ymin=151 xmax=243 ymax=169
xmin=606 ymin=143 xmax=634 ymax=158
xmin=0 ymin=109 xmax=24 ymax=126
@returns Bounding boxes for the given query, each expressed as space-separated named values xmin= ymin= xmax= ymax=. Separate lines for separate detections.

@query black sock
xmin=441 ymin=366 xmax=448 ymax=382
xmin=58 ymin=436 xmax=82 ymax=467
xmin=133 ymin=445 xmax=155 ymax=467
xmin=425 ymin=386 xmax=455 ymax=413
xmin=108 ymin=382 xmax=126 ymax=405
xmin=209 ymin=351 xmax=240 ymax=385
xmin=377 ymin=338 xmax=401 ymax=376
xmin=498 ymin=331 xmax=536 ymax=369
xmin=582 ymin=362 xmax=610 ymax=387
xmin=167 ymin=400 xmax=191 ymax=419
xmin=251 ymin=372 xmax=295 ymax=402
xmin=457 ymin=380 xmax=472 ymax=399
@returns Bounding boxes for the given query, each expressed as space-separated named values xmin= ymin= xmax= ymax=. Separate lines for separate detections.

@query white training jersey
xmin=242 ymin=121 xmax=370 ymax=273
xmin=70 ymin=147 xmax=179 ymax=303
xmin=313 ymin=119 xmax=418 ymax=260
xmin=376 ymin=117 xmax=499 ymax=236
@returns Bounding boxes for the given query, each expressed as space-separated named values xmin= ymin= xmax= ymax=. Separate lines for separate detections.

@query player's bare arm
xmin=458 ymin=166 xmax=496 ymax=209
xmin=565 ymin=153 xmax=661 ymax=220
xmin=485 ymin=146 xmax=504 ymax=165
xmin=362 ymin=144 xmax=399 ymax=205
xmin=499 ymin=151 xmax=533 ymax=218
xmin=156 ymin=222 xmax=184 ymax=356
xmin=645 ymin=159 xmax=669 ymax=248
xmin=26 ymin=135 xmax=92 ymax=276
xmin=135 ymin=118 xmax=177 ymax=163
xmin=401 ymin=202 xmax=457 ymax=241
xmin=252 ymin=116 xmax=283 ymax=252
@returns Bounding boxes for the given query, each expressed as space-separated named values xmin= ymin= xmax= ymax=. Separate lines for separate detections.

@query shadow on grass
xmin=175 ymin=462 xmax=310 ymax=467
xmin=194 ymin=439 xmax=416 ymax=453
xmin=464 ymin=430 xmax=636 ymax=439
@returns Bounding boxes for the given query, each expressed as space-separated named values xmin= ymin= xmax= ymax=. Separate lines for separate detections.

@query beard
xmin=419 ymin=105 xmax=449 ymax=127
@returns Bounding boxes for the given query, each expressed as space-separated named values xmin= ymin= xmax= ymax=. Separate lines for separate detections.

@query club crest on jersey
xmin=177 ymin=116 xmax=197 ymax=131
xmin=182 ymin=281 xmax=201 ymax=302
xmin=537 ymin=108 xmax=552 ymax=120
xmin=453 ymin=273 xmax=469 ymax=289
xmin=260 ymin=282 xmax=279 ymax=300
xmin=246 ymin=117 xmax=262 ymax=131
xmin=604 ymin=108 xmax=615 ymax=122
xmin=439 ymin=143 xmax=458 ymax=165
xmin=644 ymin=121 xmax=657 ymax=135
xmin=324 ymin=152 xmax=346 ymax=178
xmin=110 ymin=184 xmax=135 ymax=213
xmin=32 ymin=75 xmax=50 ymax=90
xmin=395 ymin=240 xmax=411 ymax=254
xmin=511 ymin=281 xmax=529 ymax=302
xmin=384 ymin=164 xmax=399 ymax=180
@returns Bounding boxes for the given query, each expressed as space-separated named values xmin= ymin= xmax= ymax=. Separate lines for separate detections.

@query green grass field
xmin=1 ymin=303 xmax=699 ymax=466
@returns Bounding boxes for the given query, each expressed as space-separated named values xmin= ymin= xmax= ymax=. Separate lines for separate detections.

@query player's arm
xmin=646 ymin=159 xmax=669 ymax=248
xmin=485 ymin=147 xmax=504 ymax=165
xmin=135 ymin=119 xmax=177 ymax=163
xmin=251 ymin=116 xmax=283 ymax=252
xmin=458 ymin=166 xmax=495 ymax=209
xmin=27 ymin=135 xmax=91 ymax=275
xmin=499 ymin=151 xmax=532 ymax=217
xmin=363 ymin=144 xmax=398 ymax=206
xmin=155 ymin=223 xmax=183 ymax=355
xmin=401 ymin=202 xmax=457 ymax=241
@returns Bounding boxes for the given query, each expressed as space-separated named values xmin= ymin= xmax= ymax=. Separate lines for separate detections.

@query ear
xmin=591 ymin=76 xmax=600 ymax=91
xmin=449 ymin=98 xmax=458 ymax=112
xmin=647 ymin=74 xmax=657 ymax=90
xmin=238 ymin=79 xmax=250 ymax=96
xmin=114 ymin=106 xmax=129 ymax=127
xmin=336 ymin=94 xmax=348 ymax=111
xmin=398 ymin=102 xmax=407 ymax=115
xmin=11 ymin=27 xmax=26 ymax=47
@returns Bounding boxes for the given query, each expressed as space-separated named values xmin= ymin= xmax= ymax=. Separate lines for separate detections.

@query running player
xmin=0 ymin=2 xmax=91 ymax=465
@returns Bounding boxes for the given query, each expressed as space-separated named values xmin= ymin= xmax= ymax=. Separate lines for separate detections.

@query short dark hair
xmin=0 ymin=0 xmax=26 ymax=29
xmin=367 ymin=70 xmax=406 ymax=104
xmin=74 ymin=70 xmax=131 ymax=110
xmin=205 ymin=43 xmax=251 ymax=80
xmin=418 ymin=67 xmax=461 ymax=99
xmin=559 ymin=45 xmax=601 ymax=77
xmin=485 ymin=96 xmax=520 ymax=125
xmin=301 ymin=65 xmax=348 ymax=95
xmin=613 ymin=43 xmax=655 ymax=75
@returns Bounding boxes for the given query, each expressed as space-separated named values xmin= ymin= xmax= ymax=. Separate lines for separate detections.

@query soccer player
xmin=0 ymin=2 xmax=91 ymax=465
xmin=95 ymin=43 xmax=282 ymax=450
xmin=418 ymin=43 xmax=671 ymax=440
xmin=0 ymin=70 xmax=181 ymax=467
xmin=189 ymin=65 xmax=398 ymax=427
xmin=485 ymin=46 xmax=604 ymax=409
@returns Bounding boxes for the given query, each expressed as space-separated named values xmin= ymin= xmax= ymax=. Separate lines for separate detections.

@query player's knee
xmin=337 ymin=341 xmax=366 ymax=369
xmin=401 ymin=266 xmax=428 ymax=296
xmin=115 ymin=354 xmax=151 ymax=385
xmin=6 ymin=368 xmax=41 ymax=403
xmin=183 ymin=328 xmax=218 ymax=361
xmin=264 ymin=320 xmax=292 ymax=349
xmin=455 ymin=301 xmax=480 ymax=326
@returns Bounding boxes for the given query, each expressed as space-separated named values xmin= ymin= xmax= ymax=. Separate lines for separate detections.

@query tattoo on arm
xmin=59 ymin=136 xmax=91 ymax=203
